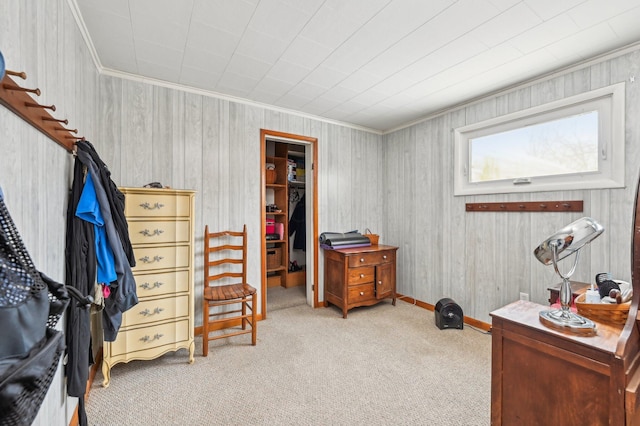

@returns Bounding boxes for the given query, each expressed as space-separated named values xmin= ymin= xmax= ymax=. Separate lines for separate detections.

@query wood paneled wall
xmin=0 ymin=0 xmax=99 ymax=424
xmin=95 ymin=75 xmax=385 ymax=326
xmin=383 ymin=48 xmax=640 ymax=323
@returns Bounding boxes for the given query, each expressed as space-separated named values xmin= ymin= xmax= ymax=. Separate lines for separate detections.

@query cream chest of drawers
xmin=101 ymin=187 xmax=195 ymax=387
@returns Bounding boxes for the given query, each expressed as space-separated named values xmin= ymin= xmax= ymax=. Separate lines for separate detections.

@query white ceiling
xmin=72 ymin=0 xmax=640 ymax=132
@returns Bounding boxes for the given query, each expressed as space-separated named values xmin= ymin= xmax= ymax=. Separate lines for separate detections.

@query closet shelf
xmin=0 ymin=71 xmax=82 ymax=152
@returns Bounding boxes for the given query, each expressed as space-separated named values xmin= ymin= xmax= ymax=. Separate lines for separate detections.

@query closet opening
xmin=260 ymin=129 xmax=318 ymax=319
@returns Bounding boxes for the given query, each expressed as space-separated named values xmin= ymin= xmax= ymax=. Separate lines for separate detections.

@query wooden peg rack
xmin=466 ymin=200 xmax=583 ymax=212
xmin=0 ymin=70 xmax=82 ymax=152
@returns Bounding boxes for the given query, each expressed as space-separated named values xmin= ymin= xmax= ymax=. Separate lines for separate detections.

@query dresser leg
xmin=188 ymin=341 xmax=195 ymax=364
xmin=101 ymin=361 xmax=111 ymax=388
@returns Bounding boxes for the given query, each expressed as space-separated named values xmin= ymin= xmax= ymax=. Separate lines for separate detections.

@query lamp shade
xmin=534 ymin=217 xmax=604 ymax=265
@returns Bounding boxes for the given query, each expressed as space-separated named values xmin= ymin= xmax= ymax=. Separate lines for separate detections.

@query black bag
xmin=0 ymin=195 xmax=69 ymax=426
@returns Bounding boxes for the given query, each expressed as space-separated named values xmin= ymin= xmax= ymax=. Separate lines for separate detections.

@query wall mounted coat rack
xmin=0 ymin=69 xmax=82 ymax=152
xmin=466 ymin=200 xmax=583 ymax=212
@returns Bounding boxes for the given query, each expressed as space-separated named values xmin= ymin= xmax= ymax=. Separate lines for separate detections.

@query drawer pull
xmin=360 ymin=273 xmax=365 ymax=278
xmin=139 ymin=281 xmax=164 ymax=290
xmin=139 ymin=333 xmax=164 ymax=343
xmin=139 ymin=255 xmax=164 ymax=263
xmin=360 ymin=291 xmax=364 ymax=296
xmin=378 ymin=280 xmax=382 ymax=285
xmin=383 ymin=255 xmax=387 ymax=259
xmin=139 ymin=307 xmax=165 ymax=317
xmin=139 ymin=202 xmax=165 ymax=210
xmin=140 ymin=228 xmax=164 ymax=237
xmin=360 ymin=258 xmax=364 ymax=262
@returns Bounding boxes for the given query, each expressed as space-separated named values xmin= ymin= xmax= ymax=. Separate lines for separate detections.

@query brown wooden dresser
xmin=324 ymin=244 xmax=398 ymax=318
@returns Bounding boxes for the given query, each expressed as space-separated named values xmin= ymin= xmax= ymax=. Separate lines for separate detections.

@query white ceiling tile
xmin=216 ymin=73 xmax=259 ymax=97
xmin=523 ymin=0 xmax=586 ymax=21
xmin=280 ymin=36 xmax=333 ymax=70
xmin=302 ymin=66 xmax=349 ymax=89
xmin=181 ymin=47 xmax=228 ymax=77
xmin=248 ymin=0 xmax=314 ymax=41
xmin=510 ymin=14 xmax=580 ymax=54
xmin=235 ymin=29 xmax=288 ymax=65
xmin=179 ymin=66 xmax=222 ymax=90
xmin=264 ymin=60 xmax=312 ymax=86
xmin=607 ymin=6 xmax=640 ymax=42
xmin=275 ymin=93 xmax=315 ymax=110
xmin=129 ymin=0 xmax=193 ymax=51
xmin=225 ymin=54 xmax=273 ymax=81
xmin=285 ymin=82 xmax=327 ymax=101
xmin=137 ymin=59 xmax=182 ymax=82
xmin=191 ymin=0 xmax=257 ymax=36
xmin=568 ymin=0 xmax=640 ymax=29
xmin=545 ymin=23 xmax=619 ymax=62
xmin=134 ymin=39 xmax=183 ymax=72
xmin=471 ymin=3 xmax=542 ymax=48
xmin=337 ymin=70 xmax=382 ymax=93
xmin=185 ymin=22 xmax=240 ymax=59
xmin=252 ymin=76 xmax=296 ymax=97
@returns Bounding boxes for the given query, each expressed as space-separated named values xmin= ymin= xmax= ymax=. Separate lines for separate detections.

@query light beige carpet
xmin=86 ymin=299 xmax=491 ymax=425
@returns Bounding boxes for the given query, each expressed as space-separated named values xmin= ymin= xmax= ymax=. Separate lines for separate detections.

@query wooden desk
xmin=491 ymin=300 xmax=631 ymax=425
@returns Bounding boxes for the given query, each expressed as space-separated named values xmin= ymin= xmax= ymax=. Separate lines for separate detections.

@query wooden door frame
xmin=260 ymin=129 xmax=319 ymax=318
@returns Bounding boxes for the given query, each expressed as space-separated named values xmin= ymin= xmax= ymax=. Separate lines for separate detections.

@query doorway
xmin=260 ymin=129 xmax=318 ymax=319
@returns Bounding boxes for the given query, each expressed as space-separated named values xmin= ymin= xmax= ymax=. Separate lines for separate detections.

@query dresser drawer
xmin=125 ymin=192 xmax=191 ymax=218
xmin=109 ymin=319 xmax=190 ymax=356
xmin=347 ymin=266 xmax=374 ymax=285
xmin=122 ymin=294 xmax=189 ymax=328
xmin=134 ymin=270 xmax=190 ymax=297
xmin=348 ymin=284 xmax=375 ymax=303
xmin=132 ymin=245 xmax=190 ymax=272
xmin=128 ymin=220 xmax=190 ymax=245
xmin=347 ymin=251 xmax=393 ymax=268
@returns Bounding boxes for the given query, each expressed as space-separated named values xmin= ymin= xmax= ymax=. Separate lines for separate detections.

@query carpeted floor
xmin=86 ymin=297 xmax=491 ymax=425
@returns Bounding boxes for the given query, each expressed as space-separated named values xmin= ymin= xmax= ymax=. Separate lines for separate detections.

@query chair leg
xmin=251 ymin=293 xmax=257 ymax=346
xmin=242 ymin=299 xmax=247 ymax=330
xmin=202 ymin=302 xmax=209 ymax=357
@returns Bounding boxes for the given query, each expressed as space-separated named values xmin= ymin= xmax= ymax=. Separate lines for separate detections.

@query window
xmin=454 ymin=83 xmax=625 ymax=196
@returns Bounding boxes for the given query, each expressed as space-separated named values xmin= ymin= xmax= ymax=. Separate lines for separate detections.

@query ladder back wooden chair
xmin=202 ymin=224 xmax=257 ymax=356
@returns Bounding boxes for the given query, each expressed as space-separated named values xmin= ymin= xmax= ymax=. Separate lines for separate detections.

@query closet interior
xmin=264 ymin=140 xmax=307 ymax=291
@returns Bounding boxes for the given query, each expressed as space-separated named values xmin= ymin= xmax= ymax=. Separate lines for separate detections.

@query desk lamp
xmin=533 ymin=217 xmax=604 ymax=334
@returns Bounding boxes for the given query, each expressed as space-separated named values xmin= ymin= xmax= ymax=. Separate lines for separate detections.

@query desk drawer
xmin=109 ymin=319 xmax=190 ymax=356
xmin=122 ymin=295 xmax=189 ymax=328
xmin=125 ymin=193 xmax=191 ymax=218
xmin=348 ymin=251 xmax=393 ymax=268
xmin=348 ymin=284 xmax=375 ymax=303
xmin=132 ymin=245 xmax=190 ymax=272
xmin=347 ymin=267 xmax=374 ymax=285
xmin=128 ymin=220 xmax=190 ymax=245
xmin=134 ymin=270 xmax=190 ymax=297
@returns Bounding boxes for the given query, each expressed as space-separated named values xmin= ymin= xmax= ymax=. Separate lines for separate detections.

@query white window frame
xmin=453 ymin=82 xmax=625 ymax=196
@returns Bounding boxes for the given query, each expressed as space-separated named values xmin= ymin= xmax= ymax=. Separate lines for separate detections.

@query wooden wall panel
xmin=384 ymin=47 xmax=640 ymax=323
xmin=0 ymin=0 xmax=99 ymax=424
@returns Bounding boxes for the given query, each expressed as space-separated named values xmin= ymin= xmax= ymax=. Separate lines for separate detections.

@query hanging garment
xmin=64 ymin=156 xmax=96 ymax=426
xmin=75 ymin=171 xmax=117 ymax=285
xmin=289 ymin=194 xmax=306 ymax=251
xmin=65 ymin=140 xmax=137 ymax=426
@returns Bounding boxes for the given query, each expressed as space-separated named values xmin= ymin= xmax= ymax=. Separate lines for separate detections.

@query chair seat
xmin=204 ymin=283 xmax=256 ymax=302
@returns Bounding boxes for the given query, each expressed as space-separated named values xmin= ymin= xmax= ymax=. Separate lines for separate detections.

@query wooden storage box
xmin=266 ymin=247 xmax=282 ymax=269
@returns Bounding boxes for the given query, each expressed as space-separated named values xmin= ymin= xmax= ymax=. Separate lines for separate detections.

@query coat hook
xmin=562 ymin=203 xmax=571 ymax=209
xmin=42 ymin=116 xmax=68 ymax=125
xmin=499 ymin=204 xmax=506 ymax=209
xmin=64 ymin=135 xmax=84 ymax=140
xmin=25 ymin=101 xmax=55 ymax=111
xmin=539 ymin=204 xmax=547 ymax=209
xmin=519 ymin=204 xmax=526 ymax=209
xmin=3 ymin=84 xmax=40 ymax=96
xmin=5 ymin=69 xmax=27 ymax=79
xmin=55 ymin=127 xmax=77 ymax=134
